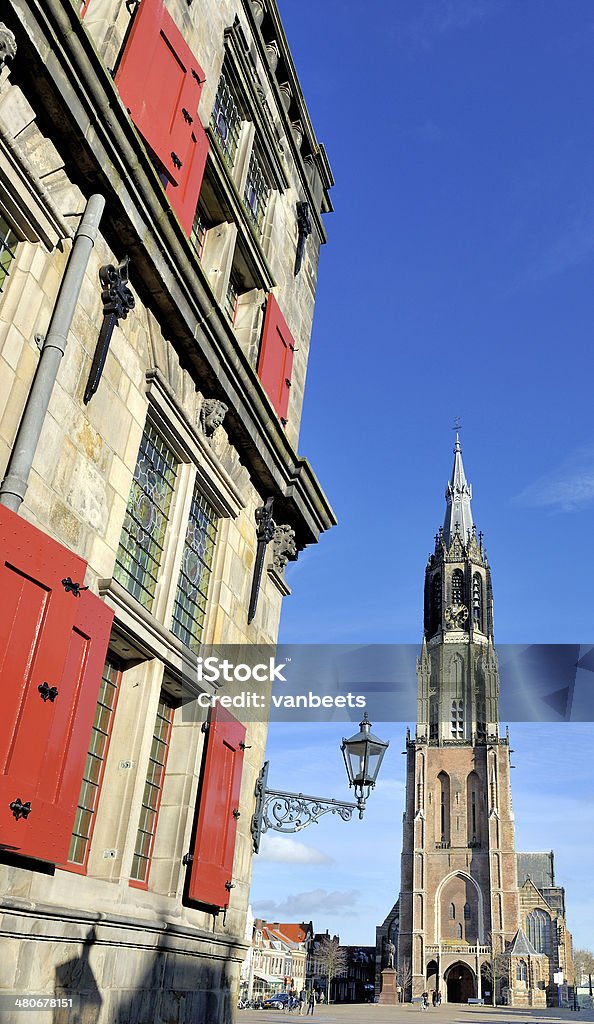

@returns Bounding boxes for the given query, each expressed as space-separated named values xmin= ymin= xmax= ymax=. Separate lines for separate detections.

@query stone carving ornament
xmin=0 ymin=24 xmax=17 ymax=71
xmin=199 ymin=398 xmax=228 ymax=438
xmin=272 ymin=524 xmax=297 ymax=573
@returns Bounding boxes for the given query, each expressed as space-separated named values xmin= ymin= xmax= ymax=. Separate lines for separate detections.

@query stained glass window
xmin=130 ymin=698 xmax=174 ymax=884
xmin=68 ymin=658 xmax=121 ymax=867
xmin=0 ymin=214 xmax=19 ymax=294
xmin=171 ymin=488 xmax=217 ymax=650
xmin=114 ymin=425 xmax=177 ymax=610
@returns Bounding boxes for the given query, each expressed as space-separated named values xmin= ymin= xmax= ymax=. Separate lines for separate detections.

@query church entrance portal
xmin=445 ymin=963 xmax=475 ymax=1003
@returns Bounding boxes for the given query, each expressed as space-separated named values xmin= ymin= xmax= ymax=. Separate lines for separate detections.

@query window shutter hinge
xmin=182 ymin=852 xmax=194 ymax=865
xmin=182 ymin=108 xmax=194 ymax=125
xmin=233 ymin=808 xmax=241 ymax=819
xmin=225 ymin=880 xmax=235 ymax=891
xmin=10 ymin=798 xmax=32 ymax=821
xmin=38 ymin=682 xmax=59 ymax=702
xmin=61 ymin=577 xmax=89 ymax=597
xmin=191 ymin=69 xmax=206 ymax=85
xmin=171 ymin=152 xmax=183 ymax=171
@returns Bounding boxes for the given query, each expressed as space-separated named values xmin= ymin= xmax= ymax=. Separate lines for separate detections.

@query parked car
xmin=262 ymin=993 xmax=291 ymax=1009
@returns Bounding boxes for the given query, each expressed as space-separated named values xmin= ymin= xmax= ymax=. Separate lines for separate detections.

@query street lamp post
xmin=251 ymin=714 xmax=389 ymax=852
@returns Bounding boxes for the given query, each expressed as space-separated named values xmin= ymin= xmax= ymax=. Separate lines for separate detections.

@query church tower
xmin=397 ymin=435 xmax=523 ymax=1003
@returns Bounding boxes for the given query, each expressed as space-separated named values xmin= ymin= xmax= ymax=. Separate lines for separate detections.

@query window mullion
xmin=157 ymin=464 xmax=197 ymax=628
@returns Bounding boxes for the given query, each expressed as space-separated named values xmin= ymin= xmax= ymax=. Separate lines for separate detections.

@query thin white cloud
xmin=512 ymin=443 xmax=594 ymax=512
xmin=401 ymin=0 xmax=501 ymax=53
xmin=253 ymin=888 xmax=360 ymax=919
xmin=526 ymin=200 xmax=594 ymax=281
xmin=258 ymin=835 xmax=334 ymax=865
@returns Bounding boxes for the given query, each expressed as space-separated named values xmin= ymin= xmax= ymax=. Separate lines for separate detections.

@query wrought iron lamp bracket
xmin=251 ymin=761 xmax=360 ymax=853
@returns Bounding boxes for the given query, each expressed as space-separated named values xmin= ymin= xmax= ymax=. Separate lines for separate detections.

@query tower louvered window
xmin=472 ymin=573 xmax=483 ymax=629
xmin=452 ymin=569 xmax=464 ymax=605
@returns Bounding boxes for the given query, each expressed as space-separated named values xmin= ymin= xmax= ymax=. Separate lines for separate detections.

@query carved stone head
xmin=272 ymin=524 xmax=297 ymax=573
xmin=200 ymin=398 xmax=228 ymax=438
xmin=0 ymin=25 xmax=17 ymax=70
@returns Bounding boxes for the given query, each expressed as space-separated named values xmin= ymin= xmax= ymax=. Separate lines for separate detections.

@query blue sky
xmin=250 ymin=1 xmax=594 ymax=953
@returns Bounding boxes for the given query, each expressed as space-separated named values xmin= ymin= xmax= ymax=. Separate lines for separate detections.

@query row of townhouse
xmin=0 ymin=1 xmax=334 ymax=1022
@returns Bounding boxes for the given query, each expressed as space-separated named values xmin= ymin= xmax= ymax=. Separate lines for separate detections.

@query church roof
xmin=517 ymin=851 xmax=555 ymax=889
xmin=443 ymin=433 xmax=474 ymax=547
xmin=507 ymin=928 xmax=541 ymax=957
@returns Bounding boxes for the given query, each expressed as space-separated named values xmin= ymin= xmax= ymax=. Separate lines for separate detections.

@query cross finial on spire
xmin=452 ymin=416 xmax=462 ymax=433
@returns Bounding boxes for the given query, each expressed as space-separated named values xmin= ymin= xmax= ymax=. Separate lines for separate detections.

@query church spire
xmin=443 ymin=432 xmax=473 ymax=547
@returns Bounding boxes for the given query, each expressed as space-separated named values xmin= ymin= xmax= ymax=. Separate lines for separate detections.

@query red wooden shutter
xmin=187 ymin=705 xmax=246 ymax=908
xmin=257 ymin=294 xmax=296 ymax=425
xmin=114 ymin=0 xmax=209 ymax=235
xmin=0 ymin=505 xmax=114 ymax=864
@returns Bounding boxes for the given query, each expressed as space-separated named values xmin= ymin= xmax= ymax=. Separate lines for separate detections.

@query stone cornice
xmin=5 ymin=0 xmax=336 ymax=545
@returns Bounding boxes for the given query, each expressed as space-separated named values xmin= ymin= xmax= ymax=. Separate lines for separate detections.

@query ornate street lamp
xmin=251 ymin=714 xmax=389 ymax=852
xmin=341 ymin=712 xmax=390 ymax=817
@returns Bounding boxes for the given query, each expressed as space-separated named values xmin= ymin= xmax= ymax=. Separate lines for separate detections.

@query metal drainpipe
xmin=0 ymin=193 xmax=105 ymax=513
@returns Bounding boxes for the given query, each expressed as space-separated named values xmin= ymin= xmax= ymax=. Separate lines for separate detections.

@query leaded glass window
xmin=243 ymin=149 xmax=270 ymax=233
xmin=516 ymin=960 xmax=527 ymax=982
xmin=68 ymin=658 xmax=121 ymax=866
xmin=0 ymin=214 xmax=19 ymax=294
xmin=526 ymin=909 xmax=551 ymax=953
xmin=130 ymin=698 xmax=174 ymax=884
xmin=190 ymin=204 xmax=208 ymax=260
xmin=211 ymin=69 xmax=242 ymax=168
xmin=224 ymin=273 xmax=239 ymax=324
xmin=171 ymin=488 xmax=217 ymax=650
xmin=114 ymin=425 xmax=177 ymax=610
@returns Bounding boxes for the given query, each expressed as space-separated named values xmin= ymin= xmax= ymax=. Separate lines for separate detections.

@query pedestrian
xmin=436 ymin=990 xmax=441 ymax=1005
xmin=299 ymin=989 xmax=306 ymax=1015
xmin=306 ymin=990 xmax=315 ymax=1016
xmin=318 ymin=990 xmax=325 ymax=1004
xmin=432 ymin=990 xmax=437 ymax=1007
xmin=422 ymin=991 xmax=429 ymax=1011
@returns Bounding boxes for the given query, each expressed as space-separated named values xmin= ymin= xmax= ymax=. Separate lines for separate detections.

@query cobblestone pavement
xmin=238 ymin=1004 xmax=594 ymax=1024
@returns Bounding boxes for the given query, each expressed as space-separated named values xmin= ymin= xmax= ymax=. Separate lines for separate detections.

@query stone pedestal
xmin=379 ymin=968 xmax=398 ymax=1005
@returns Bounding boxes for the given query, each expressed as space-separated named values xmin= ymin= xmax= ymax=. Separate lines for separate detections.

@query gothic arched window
xmin=449 ymin=902 xmax=455 ymax=919
xmin=472 ymin=573 xmax=483 ymax=629
xmin=464 ymin=902 xmax=471 ymax=920
xmin=516 ymin=960 xmax=527 ymax=982
xmin=452 ymin=569 xmax=464 ymax=605
xmin=457 ymin=923 xmax=463 ymax=939
xmin=451 ymin=699 xmax=464 ymax=739
xmin=432 ymin=573 xmax=442 ymax=632
xmin=526 ymin=909 xmax=551 ymax=954
xmin=438 ymin=772 xmax=450 ymax=843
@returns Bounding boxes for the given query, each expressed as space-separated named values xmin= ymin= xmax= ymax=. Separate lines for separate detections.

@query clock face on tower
xmin=444 ymin=603 xmax=469 ymax=629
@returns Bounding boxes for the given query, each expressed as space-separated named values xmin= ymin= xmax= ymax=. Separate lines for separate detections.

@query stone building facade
xmin=0 ymin=2 xmax=334 ymax=1022
xmin=376 ymin=437 xmax=573 ymax=1008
